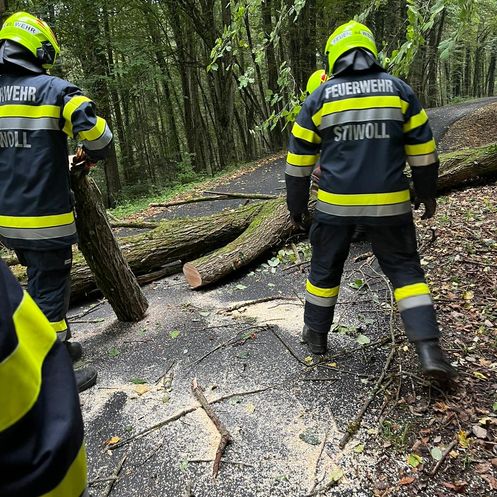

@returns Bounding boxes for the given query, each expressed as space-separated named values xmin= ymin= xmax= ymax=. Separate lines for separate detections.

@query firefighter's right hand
xmin=290 ymin=210 xmax=310 ymax=230
xmin=414 ymin=197 xmax=436 ymax=220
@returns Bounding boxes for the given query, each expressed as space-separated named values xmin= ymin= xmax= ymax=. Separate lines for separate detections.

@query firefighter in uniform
xmin=0 ymin=12 xmax=113 ymax=391
xmin=0 ymin=259 xmax=88 ymax=497
xmin=286 ymin=21 xmax=456 ymax=380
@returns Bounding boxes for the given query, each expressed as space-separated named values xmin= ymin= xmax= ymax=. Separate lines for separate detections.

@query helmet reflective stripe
xmin=0 ymin=12 xmax=60 ymax=69
xmin=325 ymin=20 xmax=378 ymax=75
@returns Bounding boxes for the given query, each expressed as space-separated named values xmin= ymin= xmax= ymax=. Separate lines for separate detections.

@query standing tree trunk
xmin=70 ymin=167 xmax=148 ymax=321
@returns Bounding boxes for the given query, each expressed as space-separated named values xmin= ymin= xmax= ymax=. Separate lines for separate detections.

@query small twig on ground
xmin=155 ymin=361 xmax=176 ymax=384
xmin=202 ymin=190 xmax=277 ymax=200
xmin=109 ymin=386 xmax=272 ymax=450
xmin=283 ymin=260 xmax=310 ymax=272
xmin=192 ymin=378 xmax=233 ymax=478
xmin=88 ymin=476 xmax=117 ymax=486
xmin=293 ymin=288 xmax=305 ymax=305
xmin=269 ymin=326 xmax=308 ymax=366
xmin=70 ymin=318 xmax=105 ymax=324
xmin=354 ymin=251 xmax=373 ymax=263
xmin=68 ymin=300 xmax=104 ymax=320
xmin=183 ymin=481 xmax=193 ymax=497
xmin=103 ymin=452 xmax=128 ymax=497
xmin=427 ymin=438 xmax=458 ymax=477
xmin=223 ymin=296 xmax=299 ymax=313
xmin=188 ymin=458 xmax=254 ymax=468
xmin=308 ymin=413 xmax=332 ymax=495
xmin=419 ymin=227 xmax=437 ymax=254
xmin=291 ymin=242 xmax=302 ymax=265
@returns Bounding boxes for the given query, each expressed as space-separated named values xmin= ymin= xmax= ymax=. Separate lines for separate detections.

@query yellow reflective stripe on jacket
xmin=403 ymin=109 xmax=428 ymax=133
xmin=312 ymin=96 xmax=408 ymax=127
xmin=405 ymin=138 xmax=436 ymax=156
xmin=394 ymin=282 xmax=430 ymax=302
xmin=40 ymin=443 xmax=87 ymax=497
xmin=0 ymin=292 xmax=56 ymax=431
xmin=62 ymin=96 xmax=92 ymax=137
xmin=292 ymin=122 xmax=321 ymax=144
xmin=78 ymin=116 xmax=106 ymax=141
xmin=317 ymin=189 xmax=410 ymax=206
xmin=306 ymin=280 xmax=339 ymax=298
xmin=0 ymin=212 xmax=75 ymax=229
xmin=286 ymin=152 xmax=319 ymax=166
xmin=0 ymin=104 xmax=60 ymax=118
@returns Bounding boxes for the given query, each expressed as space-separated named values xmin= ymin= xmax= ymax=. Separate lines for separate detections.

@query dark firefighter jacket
xmin=0 ymin=259 xmax=88 ymax=497
xmin=286 ymin=52 xmax=438 ymax=226
xmin=0 ymin=71 xmax=113 ymax=250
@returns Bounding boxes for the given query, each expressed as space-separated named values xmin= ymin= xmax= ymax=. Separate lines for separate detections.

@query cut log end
xmin=183 ymin=262 xmax=203 ymax=288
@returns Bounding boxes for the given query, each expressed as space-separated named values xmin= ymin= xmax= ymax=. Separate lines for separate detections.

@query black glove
xmin=414 ymin=197 xmax=436 ymax=220
xmin=290 ymin=210 xmax=310 ymax=230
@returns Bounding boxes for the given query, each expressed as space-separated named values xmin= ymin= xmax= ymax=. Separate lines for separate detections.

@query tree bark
xmin=70 ymin=169 xmax=149 ymax=321
xmin=183 ymin=197 xmax=296 ymax=288
xmin=437 ymin=143 xmax=497 ymax=192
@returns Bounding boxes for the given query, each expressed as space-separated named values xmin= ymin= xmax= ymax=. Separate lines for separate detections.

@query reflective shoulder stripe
xmin=319 ymin=108 xmax=403 ymax=129
xmin=0 ymin=104 xmax=60 ymax=118
xmin=317 ymin=189 xmax=410 ymax=206
xmin=407 ymin=151 xmax=438 ymax=167
xmin=285 ymin=164 xmax=313 ymax=177
xmin=286 ymin=152 xmax=319 ymax=166
xmin=0 ymin=212 xmax=75 ymax=229
xmin=394 ymin=282 xmax=430 ymax=302
xmin=306 ymin=280 xmax=339 ymax=298
xmin=82 ymin=122 xmax=112 ymax=150
xmin=62 ymin=96 xmax=92 ymax=137
xmin=405 ymin=139 xmax=436 ymax=156
xmin=400 ymin=99 xmax=409 ymax=115
xmin=0 ymin=292 xmax=56 ymax=431
xmin=78 ymin=116 xmax=107 ymax=141
xmin=292 ymin=122 xmax=321 ymax=144
xmin=403 ymin=108 xmax=428 ymax=133
xmin=319 ymin=96 xmax=403 ymax=117
xmin=40 ymin=443 xmax=87 ymax=497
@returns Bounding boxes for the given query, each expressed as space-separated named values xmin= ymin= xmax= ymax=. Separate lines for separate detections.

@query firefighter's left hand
xmin=414 ymin=197 xmax=436 ymax=220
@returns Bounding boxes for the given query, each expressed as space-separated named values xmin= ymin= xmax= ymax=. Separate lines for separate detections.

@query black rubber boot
xmin=415 ymin=340 xmax=457 ymax=381
xmin=301 ymin=325 xmax=328 ymax=354
xmin=75 ymin=366 xmax=98 ymax=393
xmin=65 ymin=341 xmax=83 ymax=363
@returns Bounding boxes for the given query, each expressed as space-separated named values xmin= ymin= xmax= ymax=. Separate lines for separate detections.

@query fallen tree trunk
xmin=183 ymin=198 xmax=297 ymax=288
xmin=437 ymin=143 xmax=497 ymax=191
xmin=71 ymin=169 xmax=149 ymax=321
xmin=10 ymin=144 xmax=497 ymax=298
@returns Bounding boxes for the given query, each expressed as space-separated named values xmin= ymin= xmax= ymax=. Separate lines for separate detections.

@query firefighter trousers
xmin=15 ymin=247 xmax=72 ymax=341
xmin=304 ymin=222 xmax=440 ymax=342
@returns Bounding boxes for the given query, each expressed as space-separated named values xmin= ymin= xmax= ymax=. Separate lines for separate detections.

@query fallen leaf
xmin=169 ymin=329 xmax=180 ymax=339
xmin=433 ymin=435 xmax=442 ymax=443
xmin=475 ymin=462 xmax=492 ymax=474
xmin=356 ymin=334 xmax=371 ymax=345
xmin=299 ymin=428 xmax=320 ymax=446
xmin=130 ymin=377 xmax=147 ymax=384
xmin=329 ymin=467 xmax=344 ymax=483
xmin=327 ymin=362 xmax=337 ymax=367
xmin=304 ymin=356 xmax=314 ymax=365
xmin=473 ymin=371 xmax=488 ymax=380
xmin=472 ymin=425 xmax=488 ymax=439
xmin=407 ymin=453 xmax=423 ymax=468
xmin=245 ymin=403 xmax=256 ymax=414
xmin=482 ymin=474 xmax=497 ymax=490
xmin=349 ymin=279 xmax=365 ymax=290
xmin=179 ymin=459 xmax=189 ymax=471
xmin=463 ymin=290 xmax=474 ymax=301
xmin=442 ymin=481 xmax=467 ymax=493
xmin=458 ymin=430 xmax=469 ymax=448
xmin=105 ymin=436 xmax=121 ymax=446
xmin=491 ymin=458 xmax=497 ymax=468
xmin=198 ymin=311 xmax=210 ymax=317
xmin=431 ymin=447 xmax=443 ymax=461
xmin=134 ymin=384 xmax=150 ymax=396
xmin=235 ymin=284 xmax=247 ymax=290
xmin=493 ymin=402 xmax=497 ymax=412
xmin=353 ymin=443 xmax=365 ymax=453
xmin=399 ymin=476 xmax=416 ymax=486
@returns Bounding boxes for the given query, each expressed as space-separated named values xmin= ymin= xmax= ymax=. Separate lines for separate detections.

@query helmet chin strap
xmin=0 ymin=40 xmax=45 ymax=73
